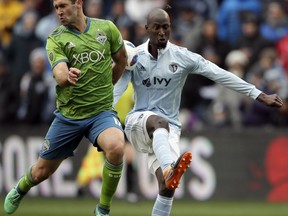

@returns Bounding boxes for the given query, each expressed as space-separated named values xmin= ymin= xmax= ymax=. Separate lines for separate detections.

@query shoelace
xmin=9 ymin=191 xmax=22 ymax=205
xmin=96 ymin=211 xmax=109 ymax=216
xmin=170 ymin=162 xmax=175 ymax=168
xmin=95 ymin=207 xmax=109 ymax=216
xmin=165 ymin=162 xmax=176 ymax=180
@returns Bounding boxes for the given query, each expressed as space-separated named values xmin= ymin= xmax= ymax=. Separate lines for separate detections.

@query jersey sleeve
xmin=107 ymin=20 xmax=124 ymax=55
xmin=186 ymin=51 xmax=262 ymax=100
xmin=46 ymin=36 xmax=69 ymax=69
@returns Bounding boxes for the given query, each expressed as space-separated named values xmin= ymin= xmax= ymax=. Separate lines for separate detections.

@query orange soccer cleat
xmin=163 ymin=151 xmax=192 ymax=190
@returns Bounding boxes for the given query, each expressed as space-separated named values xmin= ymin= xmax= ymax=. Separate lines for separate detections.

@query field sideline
xmin=1 ymin=198 xmax=288 ymax=216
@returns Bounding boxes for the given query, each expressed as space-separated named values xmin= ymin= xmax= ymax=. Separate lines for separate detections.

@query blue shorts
xmin=39 ymin=110 xmax=123 ymax=160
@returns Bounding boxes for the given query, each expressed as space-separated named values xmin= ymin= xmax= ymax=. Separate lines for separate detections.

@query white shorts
xmin=125 ymin=111 xmax=181 ymax=174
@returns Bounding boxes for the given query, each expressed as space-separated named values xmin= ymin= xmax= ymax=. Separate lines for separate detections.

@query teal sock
xmin=17 ymin=166 xmax=37 ymax=194
xmin=99 ymin=158 xmax=123 ymax=210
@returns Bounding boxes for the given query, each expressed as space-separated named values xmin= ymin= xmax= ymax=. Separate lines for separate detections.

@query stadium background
xmin=0 ymin=126 xmax=288 ymax=215
xmin=1 ymin=0 xmax=288 ymax=215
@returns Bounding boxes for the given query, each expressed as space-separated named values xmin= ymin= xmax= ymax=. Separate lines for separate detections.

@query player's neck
xmin=70 ymin=15 xmax=87 ymax=32
xmin=148 ymin=42 xmax=158 ymax=59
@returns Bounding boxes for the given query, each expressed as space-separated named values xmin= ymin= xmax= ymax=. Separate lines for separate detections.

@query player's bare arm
xmin=256 ymin=92 xmax=283 ymax=108
xmin=111 ymin=45 xmax=127 ymax=85
xmin=53 ymin=62 xmax=81 ymax=86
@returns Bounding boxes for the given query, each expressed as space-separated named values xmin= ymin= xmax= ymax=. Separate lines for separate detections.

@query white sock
xmin=152 ymin=128 xmax=173 ymax=172
xmin=152 ymin=194 xmax=173 ymax=216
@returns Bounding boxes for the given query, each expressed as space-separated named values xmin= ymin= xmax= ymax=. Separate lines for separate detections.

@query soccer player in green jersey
xmin=4 ymin=0 xmax=128 ymax=215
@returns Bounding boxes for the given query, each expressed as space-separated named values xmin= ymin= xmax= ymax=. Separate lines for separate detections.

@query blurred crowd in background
xmin=0 ymin=0 xmax=288 ymax=130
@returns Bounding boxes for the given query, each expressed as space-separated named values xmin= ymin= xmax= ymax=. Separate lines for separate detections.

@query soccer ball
xmin=124 ymin=40 xmax=138 ymax=71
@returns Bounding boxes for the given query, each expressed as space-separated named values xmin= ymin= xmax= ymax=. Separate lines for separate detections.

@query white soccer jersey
xmin=113 ymin=40 xmax=262 ymax=127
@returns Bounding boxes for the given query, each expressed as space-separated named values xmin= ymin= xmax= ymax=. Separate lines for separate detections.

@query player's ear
xmin=75 ymin=0 xmax=83 ymax=6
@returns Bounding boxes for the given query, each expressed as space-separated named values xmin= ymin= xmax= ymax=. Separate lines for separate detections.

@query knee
xmin=105 ymin=140 xmax=125 ymax=163
xmin=107 ymin=141 xmax=125 ymax=156
xmin=155 ymin=117 xmax=169 ymax=130
xmin=147 ymin=116 xmax=169 ymax=137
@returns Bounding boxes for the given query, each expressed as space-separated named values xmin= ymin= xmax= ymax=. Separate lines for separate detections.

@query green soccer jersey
xmin=46 ymin=17 xmax=123 ymax=119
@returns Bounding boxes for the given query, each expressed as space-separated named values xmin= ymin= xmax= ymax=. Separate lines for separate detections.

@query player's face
xmin=146 ymin=16 xmax=171 ymax=49
xmin=53 ymin=0 xmax=78 ymax=26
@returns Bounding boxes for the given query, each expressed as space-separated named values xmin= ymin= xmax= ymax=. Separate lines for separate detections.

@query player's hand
xmin=68 ymin=67 xmax=81 ymax=85
xmin=256 ymin=93 xmax=283 ymax=108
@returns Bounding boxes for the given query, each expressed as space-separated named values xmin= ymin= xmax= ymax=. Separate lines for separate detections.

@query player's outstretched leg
xmin=4 ymin=184 xmax=25 ymax=214
xmin=163 ymin=151 xmax=192 ymax=190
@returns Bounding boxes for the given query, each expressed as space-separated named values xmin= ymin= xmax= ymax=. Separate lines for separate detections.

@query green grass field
xmin=1 ymin=198 xmax=288 ymax=216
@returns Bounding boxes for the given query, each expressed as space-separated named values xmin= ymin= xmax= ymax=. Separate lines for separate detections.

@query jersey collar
xmin=66 ymin=17 xmax=91 ymax=34
xmin=144 ymin=39 xmax=171 ymax=59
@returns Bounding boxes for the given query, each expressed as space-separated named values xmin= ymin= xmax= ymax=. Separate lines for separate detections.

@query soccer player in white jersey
xmin=113 ymin=8 xmax=283 ymax=216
